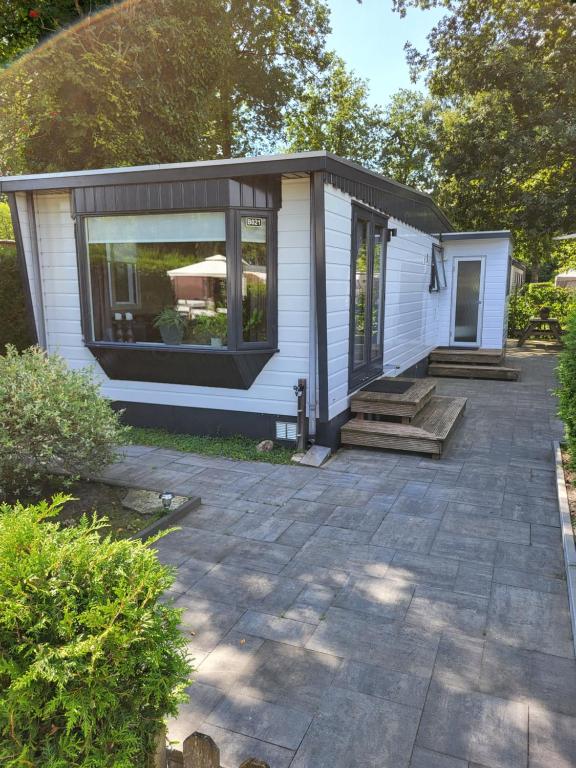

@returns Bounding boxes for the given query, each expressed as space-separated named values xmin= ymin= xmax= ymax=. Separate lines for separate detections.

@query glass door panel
xmin=454 ymin=259 xmax=482 ymax=344
xmin=371 ymin=225 xmax=385 ymax=359
xmin=353 ymin=219 xmax=369 ymax=368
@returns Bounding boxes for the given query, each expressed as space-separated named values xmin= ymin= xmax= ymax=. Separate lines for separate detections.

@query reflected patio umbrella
xmin=167 ymin=254 xmax=265 ymax=280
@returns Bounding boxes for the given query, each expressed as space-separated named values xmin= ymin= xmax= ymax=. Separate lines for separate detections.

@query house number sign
xmin=245 ymin=217 xmax=263 ymax=227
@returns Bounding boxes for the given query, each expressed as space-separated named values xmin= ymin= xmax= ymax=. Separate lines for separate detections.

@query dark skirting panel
xmin=87 ymin=343 xmax=276 ymax=388
xmin=113 ymin=400 xmax=298 ymax=441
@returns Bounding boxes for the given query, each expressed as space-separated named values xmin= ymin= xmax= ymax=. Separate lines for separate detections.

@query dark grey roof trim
xmin=440 ymin=230 xmax=511 ymax=241
xmin=511 ymin=258 xmax=527 ymax=272
xmin=0 ymin=151 xmax=452 ymax=235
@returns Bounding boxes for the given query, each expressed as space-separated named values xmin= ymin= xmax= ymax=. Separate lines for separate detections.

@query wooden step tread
xmin=354 ymin=377 xmax=436 ymax=404
xmin=351 ymin=377 xmax=436 ymax=419
xmin=341 ymin=396 xmax=467 ymax=456
xmin=429 ymin=363 xmax=519 ymax=381
xmin=430 ymin=347 xmax=503 ymax=365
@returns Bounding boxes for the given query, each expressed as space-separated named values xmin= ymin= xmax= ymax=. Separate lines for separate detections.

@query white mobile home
xmin=2 ymin=152 xmax=512 ymax=450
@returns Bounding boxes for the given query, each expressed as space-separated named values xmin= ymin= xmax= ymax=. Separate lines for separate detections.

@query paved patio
xmin=105 ymin=344 xmax=576 ymax=768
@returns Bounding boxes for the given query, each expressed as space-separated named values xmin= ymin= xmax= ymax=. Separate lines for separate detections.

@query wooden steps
xmin=430 ymin=347 xmax=504 ymax=365
xmin=342 ymin=395 xmax=467 ymax=457
xmin=351 ymin=377 xmax=436 ymax=419
xmin=428 ymin=363 xmax=519 ymax=381
xmin=428 ymin=347 xmax=519 ymax=381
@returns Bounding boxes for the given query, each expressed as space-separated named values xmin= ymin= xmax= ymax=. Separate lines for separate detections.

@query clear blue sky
xmin=326 ymin=0 xmax=446 ymax=107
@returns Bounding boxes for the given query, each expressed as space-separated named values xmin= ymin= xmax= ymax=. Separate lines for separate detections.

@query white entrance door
xmin=451 ymin=256 xmax=486 ymax=347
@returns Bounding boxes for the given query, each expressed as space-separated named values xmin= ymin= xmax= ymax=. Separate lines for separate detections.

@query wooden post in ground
xmin=182 ymin=732 xmax=220 ymax=767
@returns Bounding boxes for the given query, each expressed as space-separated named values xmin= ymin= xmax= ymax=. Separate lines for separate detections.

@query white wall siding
xmin=32 ymin=178 xmax=311 ymax=417
xmin=438 ymin=238 xmax=510 ymax=349
xmin=324 ymin=184 xmax=441 ymax=420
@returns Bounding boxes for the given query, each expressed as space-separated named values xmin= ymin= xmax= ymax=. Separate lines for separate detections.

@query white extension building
xmin=2 ymin=152 xmax=513 ymax=449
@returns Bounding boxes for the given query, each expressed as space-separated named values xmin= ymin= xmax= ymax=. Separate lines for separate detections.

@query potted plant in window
xmin=153 ymin=308 xmax=188 ymax=345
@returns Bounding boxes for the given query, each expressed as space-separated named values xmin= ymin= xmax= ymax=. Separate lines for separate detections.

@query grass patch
xmin=124 ymin=426 xmax=296 ymax=465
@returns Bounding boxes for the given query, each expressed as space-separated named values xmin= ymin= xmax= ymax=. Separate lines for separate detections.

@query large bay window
xmin=83 ymin=210 xmax=275 ymax=352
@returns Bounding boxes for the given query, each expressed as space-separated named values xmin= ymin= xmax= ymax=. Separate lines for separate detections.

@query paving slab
xmin=417 ymin=681 xmax=528 ymax=768
xmin=528 ymin=705 xmax=576 ymax=768
xmin=197 ymin=723 xmax=294 ymax=768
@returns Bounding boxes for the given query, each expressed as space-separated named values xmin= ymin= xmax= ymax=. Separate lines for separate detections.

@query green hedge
xmin=558 ymin=308 xmax=576 ymax=468
xmin=0 ymin=243 xmax=34 ymax=352
xmin=508 ymin=282 xmax=576 ymax=337
xmin=0 ymin=495 xmax=191 ymax=766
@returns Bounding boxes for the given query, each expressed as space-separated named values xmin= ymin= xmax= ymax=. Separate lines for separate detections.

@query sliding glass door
xmin=349 ymin=205 xmax=388 ymax=390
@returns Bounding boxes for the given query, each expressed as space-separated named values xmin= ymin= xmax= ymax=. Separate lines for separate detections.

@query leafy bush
xmin=0 ymin=243 xmax=34 ymax=352
xmin=0 ymin=347 xmax=126 ymax=501
xmin=508 ymin=282 xmax=576 ymax=337
xmin=558 ymin=308 xmax=576 ymax=468
xmin=0 ymin=496 xmax=191 ymax=767
xmin=0 ymin=201 xmax=13 ymax=239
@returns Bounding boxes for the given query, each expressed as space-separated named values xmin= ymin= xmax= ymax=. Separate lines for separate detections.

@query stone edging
xmin=554 ymin=440 xmax=576 ymax=657
xmin=131 ymin=496 xmax=201 ymax=542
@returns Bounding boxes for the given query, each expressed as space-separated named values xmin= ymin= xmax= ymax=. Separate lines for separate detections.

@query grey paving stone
xmin=479 ymin=642 xmax=576 ymax=717
xmin=402 ymin=480 xmax=431 ymax=498
xmin=166 ymin=682 xmax=224 ymax=745
xmin=500 ymin=493 xmax=560 ymax=526
xmin=335 ymin=659 xmax=428 ymax=708
xmin=279 ymin=560 xmax=350 ymax=589
xmin=265 ymin=465 xmax=319 ymax=489
xmin=306 ymin=607 xmax=439 ymax=678
xmin=487 ymin=583 xmax=574 ymax=658
xmin=178 ymin=505 xmax=245 ymax=532
xmin=154 ymin=528 xmax=239 ymax=565
xmin=454 ymin=562 xmax=493 ymax=598
xmin=174 ymin=597 xmax=245 ymax=653
xmin=291 ymin=687 xmax=421 ymax=768
xmin=528 ymin=705 xmax=576 ymax=768
xmin=315 ymin=486 xmax=374 ymax=507
xmin=440 ymin=510 xmax=530 ymax=545
xmin=310 ymin=524 xmax=371 ymax=545
xmin=333 ymin=574 xmax=415 ymax=620
xmin=273 ymin=500 xmax=335 ymax=524
xmin=432 ymin=632 xmax=485 ymax=690
xmin=386 ymin=550 xmax=459 ymax=589
xmin=492 ymin=566 xmax=567 ymax=596
xmin=431 ymin=532 xmax=498 ymax=565
xmin=391 ymin=495 xmax=449 ymax=519
xmin=226 ymin=513 xmax=292 ymax=542
xmin=195 ymin=631 xmax=264 ymax=690
xmin=283 ymin=602 xmax=326 ymax=624
xmin=530 ymin=523 xmax=561 ymax=548
xmin=197 ymin=723 xmax=294 ymax=768
xmin=241 ymin=482 xmax=298 ymax=505
xmin=405 ymin=586 xmax=488 ymax=635
xmin=324 ymin=504 xmax=389 ymax=531
xmin=221 ymin=540 xmax=297 ymax=574
xmin=417 ymin=681 xmax=528 ymax=768
xmin=206 ymin=691 xmax=313 ymax=750
xmin=371 ymin=514 xmax=440 ymax=554
xmin=410 ymin=747 xmax=468 ymax=768
xmin=495 ymin=542 xmax=565 ymax=579
xmin=235 ymin=640 xmax=340 ymax=714
xmin=294 ymin=539 xmax=395 ymax=578
xmin=169 ymin=559 xmax=215 ymax=594
xmin=275 ymin=521 xmax=320 ymax=547
xmin=187 ymin=565 xmax=303 ymax=613
xmin=447 ymin=500 xmax=503 ymax=517
xmin=233 ymin=610 xmax=317 ymax=647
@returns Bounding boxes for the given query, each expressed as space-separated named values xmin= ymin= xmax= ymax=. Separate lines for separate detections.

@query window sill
xmin=86 ymin=342 xmax=277 ymax=389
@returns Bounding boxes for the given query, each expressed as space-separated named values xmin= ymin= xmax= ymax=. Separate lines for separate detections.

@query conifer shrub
xmin=0 ymin=496 xmax=191 ymax=767
xmin=0 ymin=346 xmax=126 ymax=501
xmin=558 ymin=308 xmax=576 ymax=468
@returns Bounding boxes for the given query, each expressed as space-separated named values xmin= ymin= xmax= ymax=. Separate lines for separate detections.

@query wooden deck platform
xmin=351 ymin=377 xmax=436 ymax=419
xmin=428 ymin=363 xmax=519 ymax=381
xmin=430 ymin=347 xmax=504 ymax=365
xmin=341 ymin=396 xmax=467 ymax=456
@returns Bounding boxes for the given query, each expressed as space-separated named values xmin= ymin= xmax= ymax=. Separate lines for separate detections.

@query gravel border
xmin=554 ymin=440 xmax=576 ymax=657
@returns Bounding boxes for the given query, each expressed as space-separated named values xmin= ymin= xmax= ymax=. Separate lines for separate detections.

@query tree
xmin=380 ymin=89 xmax=439 ymax=190
xmin=0 ymin=0 xmax=114 ymax=65
xmin=390 ymin=0 xmax=576 ymax=279
xmin=284 ymin=56 xmax=386 ymax=170
xmin=0 ymin=0 xmax=331 ymax=173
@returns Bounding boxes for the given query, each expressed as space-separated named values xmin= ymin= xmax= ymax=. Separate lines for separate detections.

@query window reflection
xmin=241 ymin=216 xmax=268 ymax=343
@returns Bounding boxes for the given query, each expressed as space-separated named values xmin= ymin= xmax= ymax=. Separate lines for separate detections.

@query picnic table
xmin=517 ymin=316 xmax=563 ymax=346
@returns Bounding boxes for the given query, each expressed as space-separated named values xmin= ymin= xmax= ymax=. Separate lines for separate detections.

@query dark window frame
xmin=348 ymin=202 xmax=389 ymax=392
xmin=75 ymin=206 xmax=278 ymax=355
xmin=429 ymin=243 xmax=447 ymax=292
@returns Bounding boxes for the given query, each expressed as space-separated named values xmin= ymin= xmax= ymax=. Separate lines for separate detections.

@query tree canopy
xmin=0 ymin=0 xmax=330 ymax=173
xmin=389 ymin=0 xmax=576 ymax=278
